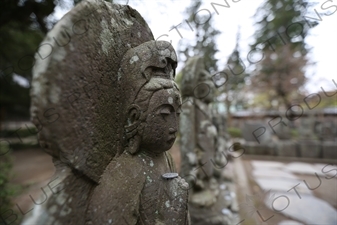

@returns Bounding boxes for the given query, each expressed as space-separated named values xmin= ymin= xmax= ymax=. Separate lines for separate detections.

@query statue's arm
xmin=87 ymin=155 xmax=145 ymax=225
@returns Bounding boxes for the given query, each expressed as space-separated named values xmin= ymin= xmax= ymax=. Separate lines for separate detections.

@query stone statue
xmin=179 ymin=56 xmax=235 ymax=225
xmin=23 ymin=0 xmax=189 ymax=224
xmin=88 ymin=41 xmax=190 ymax=224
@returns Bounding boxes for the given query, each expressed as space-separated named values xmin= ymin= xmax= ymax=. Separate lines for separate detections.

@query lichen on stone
xmin=100 ymin=19 xmax=114 ymax=56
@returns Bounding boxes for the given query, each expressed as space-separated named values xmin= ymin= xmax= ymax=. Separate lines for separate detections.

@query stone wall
xmin=242 ymin=139 xmax=337 ymax=159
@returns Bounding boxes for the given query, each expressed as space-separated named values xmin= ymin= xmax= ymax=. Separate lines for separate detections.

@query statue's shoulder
xmin=87 ymin=153 xmax=147 ymax=224
xmin=108 ymin=152 xmax=147 ymax=179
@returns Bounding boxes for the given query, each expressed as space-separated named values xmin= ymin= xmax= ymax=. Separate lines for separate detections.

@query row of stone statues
xmin=179 ymin=57 xmax=236 ymax=225
xmin=23 ymin=0 xmax=235 ymax=224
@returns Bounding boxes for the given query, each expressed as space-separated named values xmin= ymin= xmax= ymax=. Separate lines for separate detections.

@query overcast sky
xmin=54 ymin=0 xmax=337 ymax=93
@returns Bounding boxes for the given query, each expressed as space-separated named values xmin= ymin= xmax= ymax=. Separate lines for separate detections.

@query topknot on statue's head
xmin=119 ymin=40 xmax=178 ymax=107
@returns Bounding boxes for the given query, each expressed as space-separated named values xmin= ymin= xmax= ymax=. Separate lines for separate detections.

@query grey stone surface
xmin=322 ymin=141 xmax=337 ymax=159
xmin=242 ymin=122 xmax=272 ymax=144
xmin=253 ymin=169 xmax=298 ymax=180
xmin=298 ymin=140 xmax=321 ymax=158
xmin=255 ymin=178 xmax=311 ymax=194
xmin=315 ymin=163 xmax=337 ymax=178
xmin=273 ymin=123 xmax=292 ymax=140
xmin=278 ymin=220 xmax=304 ymax=225
xmin=275 ymin=140 xmax=299 ymax=157
xmin=299 ymin=116 xmax=316 ymax=140
xmin=243 ymin=142 xmax=275 ymax=155
xmin=266 ymin=191 xmax=337 ymax=225
xmin=285 ymin=162 xmax=325 ymax=176
xmin=251 ymin=160 xmax=285 ymax=169
xmin=314 ymin=120 xmax=337 ymax=141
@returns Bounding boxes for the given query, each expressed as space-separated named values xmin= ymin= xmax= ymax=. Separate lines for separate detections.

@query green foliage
xmin=177 ymin=0 xmax=221 ymax=74
xmin=0 ymin=0 xmax=74 ymax=119
xmin=0 ymin=127 xmax=37 ymax=139
xmin=175 ymin=71 xmax=183 ymax=89
xmin=9 ymin=142 xmax=39 ymax=151
xmin=0 ymin=153 xmax=13 ymax=205
xmin=250 ymin=0 xmax=318 ymax=110
xmin=290 ymin=128 xmax=299 ymax=139
xmin=0 ymin=21 xmax=42 ymax=118
xmin=299 ymin=90 xmax=337 ymax=109
xmin=222 ymin=31 xmax=247 ymax=91
xmin=219 ymin=30 xmax=248 ymax=114
xmin=227 ymin=127 xmax=242 ymax=138
xmin=252 ymin=0 xmax=318 ymax=52
xmin=250 ymin=92 xmax=273 ymax=109
xmin=0 ymin=127 xmax=39 ymax=150
xmin=0 ymin=143 xmax=20 ymax=225
xmin=318 ymin=97 xmax=337 ymax=108
xmin=0 ymin=0 xmax=57 ymax=80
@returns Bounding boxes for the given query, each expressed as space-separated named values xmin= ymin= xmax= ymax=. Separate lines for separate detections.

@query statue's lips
xmin=154 ymin=72 xmax=168 ymax=78
xmin=167 ymin=136 xmax=176 ymax=144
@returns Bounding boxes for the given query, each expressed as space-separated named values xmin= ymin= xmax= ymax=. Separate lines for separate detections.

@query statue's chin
xmin=166 ymin=139 xmax=175 ymax=149
xmin=140 ymin=137 xmax=176 ymax=154
xmin=140 ymin=146 xmax=171 ymax=157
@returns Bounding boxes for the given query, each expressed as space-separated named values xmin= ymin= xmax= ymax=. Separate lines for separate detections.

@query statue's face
xmin=196 ymin=80 xmax=215 ymax=103
xmin=140 ymin=88 xmax=181 ymax=155
xmin=203 ymin=80 xmax=215 ymax=103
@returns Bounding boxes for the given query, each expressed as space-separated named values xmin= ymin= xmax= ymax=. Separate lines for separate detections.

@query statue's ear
xmin=125 ymin=135 xmax=141 ymax=154
xmin=124 ymin=104 xmax=141 ymax=154
xmin=127 ymin=105 xmax=141 ymax=125
xmin=125 ymin=104 xmax=141 ymax=128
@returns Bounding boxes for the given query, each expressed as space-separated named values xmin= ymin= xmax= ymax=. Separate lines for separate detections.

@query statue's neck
xmin=139 ymin=149 xmax=166 ymax=159
xmin=136 ymin=150 xmax=173 ymax=174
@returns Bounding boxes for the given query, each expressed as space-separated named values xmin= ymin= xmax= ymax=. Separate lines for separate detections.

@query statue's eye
xmin=160 ymin=107 xmax=171 ymax=115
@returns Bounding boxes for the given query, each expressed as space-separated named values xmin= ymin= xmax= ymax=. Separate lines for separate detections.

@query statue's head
xmin=193 ymin=74 xmax=215 ymax=104
xmin=180 ymin=56 xmax=215 ymax=103
xmin=120 ymin=41 xmax=181 ymax=156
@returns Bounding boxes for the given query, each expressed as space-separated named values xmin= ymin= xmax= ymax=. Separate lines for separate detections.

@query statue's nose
xmin=169 ymin=127 xmax=177 ymax=134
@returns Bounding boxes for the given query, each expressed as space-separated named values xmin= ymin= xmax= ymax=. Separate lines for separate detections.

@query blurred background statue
xmin=179 ymin=56 xmax=235 ymax=225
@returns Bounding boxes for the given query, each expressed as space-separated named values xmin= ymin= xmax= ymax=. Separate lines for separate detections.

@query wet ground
xmin=235 ymin=155 xmax=337 ymax=225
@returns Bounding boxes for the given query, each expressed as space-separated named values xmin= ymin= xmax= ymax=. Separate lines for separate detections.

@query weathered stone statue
xmin=23 ymin=0 xmax=189 ymax=224
xmin=179 ymin=56 xmax=235 ymax=225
